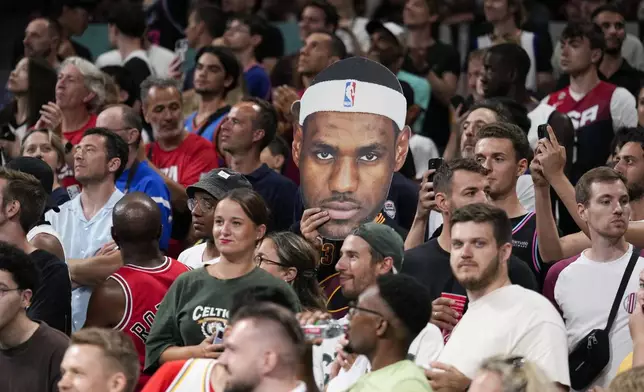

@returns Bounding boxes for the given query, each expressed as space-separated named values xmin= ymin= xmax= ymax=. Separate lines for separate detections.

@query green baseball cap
xmin=351 ymin=222 xmax=404 ymax=273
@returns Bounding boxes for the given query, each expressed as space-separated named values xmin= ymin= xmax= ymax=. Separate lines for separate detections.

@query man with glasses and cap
xmin=178 ymin=168 xmax=252 ymax=269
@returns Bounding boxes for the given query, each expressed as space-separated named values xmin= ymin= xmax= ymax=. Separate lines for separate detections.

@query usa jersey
xmin=545 ymin=81 xmax=636 ymax=182
xmin=109 ymin=257 xmax=190 ymax=391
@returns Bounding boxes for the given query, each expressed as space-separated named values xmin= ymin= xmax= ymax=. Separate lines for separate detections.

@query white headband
xmin=298 ymin=79 xmax=407 ymax=130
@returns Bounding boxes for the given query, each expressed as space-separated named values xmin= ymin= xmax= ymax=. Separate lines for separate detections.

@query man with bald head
xmin=84 ymin=191 xmax=189 ymax=390
xmin=23 ymin=17 xmax=62 ymax=69
xmin=96 ymin=105 xmax=172 ymax=251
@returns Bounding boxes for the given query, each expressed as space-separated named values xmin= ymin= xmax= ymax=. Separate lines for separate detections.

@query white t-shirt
xmin=547 ymin=244 xmax=644 ymax=389
xmin=314 ymin=320 xmax=443 ymax=391
xmin=427 ymin=175 xmax=535 ymax=236
xmin=527 ymin=102 xmax=557 ymax=149
xmin=409 ymin=134 xmax=440 ymax=180
xmin=437 ymin=285 xmax=570 ymax=387
xmin=177 ymin=242 xmax=220 ymax=269
xmin=95 ymin=44 xmax=174 ymax=77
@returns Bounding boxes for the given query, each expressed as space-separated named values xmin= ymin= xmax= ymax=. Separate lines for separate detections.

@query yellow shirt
xmin=618 ymin=352 xmax=634 ymax=375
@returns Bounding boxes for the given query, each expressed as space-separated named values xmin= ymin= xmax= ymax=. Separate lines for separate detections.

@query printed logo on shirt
xmin=512 ymin=240 xmax=529 ymax=249
xmin=567 ymin=105 xmax=599 ymax=129
xmin=383 ymin=200 xmax=396 ymax=219
xmin=67 ymin=185 xmax=81 ymax=200
xmin=160 ymin=166 xmax=179 ymax=182
xmin=624 ymin=292 xmax=637 ymax=314
xmin=558 ymin=92 xmax=566 ymax=100
xmin=343 ymin=81 xmax=356 ymax=107
xmin=130 ymin=303 xmax=161 ymax=342
xmin=192 ymin=306 xmax=229 ymax=338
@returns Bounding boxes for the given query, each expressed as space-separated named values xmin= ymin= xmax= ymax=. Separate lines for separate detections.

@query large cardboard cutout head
xmin=292 ymin=57 xmax=410 ymax=240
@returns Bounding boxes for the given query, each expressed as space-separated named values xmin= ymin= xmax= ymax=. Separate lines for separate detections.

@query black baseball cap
xmin=187 ymin=168 xmax=252 ymax=200
xmin=6 ymin=157 xmax=60 ymax=213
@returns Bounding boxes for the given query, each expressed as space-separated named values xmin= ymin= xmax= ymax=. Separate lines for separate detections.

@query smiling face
xmin=579 ymin=180 xmax=631 ymax=240
xmin=335 ymin=235 xmax=381 ymax=300
xmin=293 ymin=111 xmax=408 ymax=239
xmin=450 ymin=221 xmax=509 ymax=291
xmin=212 ymin=198 xmax=264 ymax=257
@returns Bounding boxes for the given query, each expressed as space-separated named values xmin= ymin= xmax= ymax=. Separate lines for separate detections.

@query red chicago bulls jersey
xmin=109 ymin=257 xmax=190 ymax=391
xmin=545 ymin=81 xmax=616 ymax=182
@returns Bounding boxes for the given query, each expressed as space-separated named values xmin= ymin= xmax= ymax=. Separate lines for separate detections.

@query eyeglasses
xmin=347 ymin=301 xmax=385 ymax=318
xmin=254 ymin=254 xmax=288 ymax=268
xmin=188 ymin=197 xmax=216 ymax=213
xmin=0 ymin=287 xmax=20 ymax=297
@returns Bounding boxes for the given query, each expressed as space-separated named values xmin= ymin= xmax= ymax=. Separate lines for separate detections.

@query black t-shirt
xmin=401 ymin=238 xmax=538 ymax=303
xmin=256 ymin=24 xmax=285 ymax=62
xmin=123 ymin=57 xmax=152 ymax=94
xmin=51 ymin=187 xmax=71 ymax=207
xmin=28 ymin=250 xmax=72 ymax=336
xmin=387 ymin=172 xmax=419 ymax=232
xmin=71 ymin=40 xmax=92 ymax=62
xmin=246 ymin=163 xmax=298 ymax=232
xmin=401 ymin=42 xmax=461 ymax=151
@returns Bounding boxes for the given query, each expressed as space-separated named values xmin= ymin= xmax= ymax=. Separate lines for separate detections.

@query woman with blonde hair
xmin=469 ymin=355 xmax=559 ymax=392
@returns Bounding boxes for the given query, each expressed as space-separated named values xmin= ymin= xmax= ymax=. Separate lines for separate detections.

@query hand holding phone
xmin=537 ymin=124 xmax=549 ymax=140
xmin=427 ymin=158 xmax=444 ymax=182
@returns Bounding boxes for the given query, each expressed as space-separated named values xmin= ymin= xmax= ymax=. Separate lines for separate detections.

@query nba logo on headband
xmin=343 ymin=81 xmax=356 ymax=108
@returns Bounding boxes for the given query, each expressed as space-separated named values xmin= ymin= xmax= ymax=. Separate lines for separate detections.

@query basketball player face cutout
xmin=292 ymin=57 xmax=410 ymax=240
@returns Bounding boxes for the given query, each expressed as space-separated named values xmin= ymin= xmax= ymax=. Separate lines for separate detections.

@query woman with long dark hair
xmin=256 ymin=231 xmax=327 ymax=311
xmin=145 ymin=189 xmax=300 ymax=371
xmin=0 ymin=56 xmax=57 ymax=161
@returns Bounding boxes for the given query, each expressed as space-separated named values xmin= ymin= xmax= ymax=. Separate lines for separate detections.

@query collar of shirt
xmin=245 ymin=163 xmax=272 ymax=182
xmin=291 ymin=381 xmax=307 ymax=392
xmin=71 ymin=188 xmax=124 ymax=223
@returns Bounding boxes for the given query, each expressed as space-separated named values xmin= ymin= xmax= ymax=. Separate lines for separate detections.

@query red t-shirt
xmin=59 ymin=114 xmax=98 ymax=197
xmin=141 ymin=360 xmax=215 ymax=392
xmin=63 ymin=114 xmax=98 ymax=146
xmin=146 ymin=133 xmax=219 ymax=188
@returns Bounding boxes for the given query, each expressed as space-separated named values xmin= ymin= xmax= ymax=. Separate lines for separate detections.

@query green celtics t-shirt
xmin=144 ymin=267 xmax=300 ymax=371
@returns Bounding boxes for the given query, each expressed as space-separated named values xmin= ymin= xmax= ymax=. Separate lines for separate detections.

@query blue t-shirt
xmin=244 ymin=65 xmax=271 ymax=100
xmin=184 ymin=106 xmax=230 ymax=143
xmin=116 ymin=160 xmax=172 ymax=251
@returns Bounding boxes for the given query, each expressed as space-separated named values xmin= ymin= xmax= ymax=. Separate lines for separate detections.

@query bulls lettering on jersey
xmin=546 ymin=81 xmax=637 ymax=182
xmin=109 ymin=257 xmax=190 ymax=390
